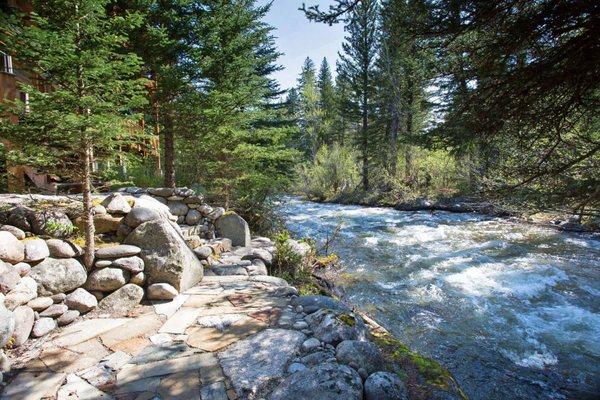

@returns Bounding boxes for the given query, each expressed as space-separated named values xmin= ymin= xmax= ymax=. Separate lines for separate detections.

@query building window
xmin=1 ymin=51 xmax=14 ymax=74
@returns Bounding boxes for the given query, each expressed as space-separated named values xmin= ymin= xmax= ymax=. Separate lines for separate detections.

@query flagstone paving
xmin=2 ymin=275 xmax=302 ymax=400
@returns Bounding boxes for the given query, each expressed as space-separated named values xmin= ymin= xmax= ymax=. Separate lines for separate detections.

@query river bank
xmin=275 ymin=197 xmax=600 ymax=400
xmin=302 ymin=193 xmax=600 ymax=234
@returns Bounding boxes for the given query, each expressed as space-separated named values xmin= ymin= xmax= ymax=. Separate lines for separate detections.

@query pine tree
xmin=378 ymin=0 xmax=431 ymax=183
xmin=337 ymin=0 xmax=379 ymax=191
xmin=317 ymin=58 xmax=337 ymax=146
xmin=297 ymin=57 xmax=323 ymax=159
xmin=176 ymin=0 xmax=298 ymax=215
xmin=0 ymin=0 xmax=147 ymax=267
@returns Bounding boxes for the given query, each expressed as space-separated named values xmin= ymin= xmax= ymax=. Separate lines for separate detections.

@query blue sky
xmin=260 ymin=0 xmax=345 ymax=90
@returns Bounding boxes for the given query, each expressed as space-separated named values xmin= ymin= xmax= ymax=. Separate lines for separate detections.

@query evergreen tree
xmin=337 ymin=0 xmax=379 ymax=191
xmin=0 ymin=0 xmax=147 ymax=267
xmin=176 ymin=0 xmax=298 ymax=216
xmin=317 ymin=58 xmax=337 ymax=146
xmin=297 ymin=57 xmax=323 ymax=159
xmin=378 ymin=0 xmax=431 ymax=183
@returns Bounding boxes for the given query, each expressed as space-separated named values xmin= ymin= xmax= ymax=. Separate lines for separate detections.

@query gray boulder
xmin=0 ymin=231 xmax=24 ymax=264
xmin=335 ymin=340 xmax=384 ymax=375
xmin=101 ymin=193 xmax=131 ymax=215
xmin=124 ymin=207 xmax=161 ymax=228
xmin=305 ymin=309 xmax=369 ymax=346
xmin=28 ymin=258 xmax=87 ymax=296
xmin=0 ymin=262 xmax=21 ymax=294
xmin=125 ymin=219 xmax=203 ymax=291
xmin=364 ymin=372 xmax=409 ymax=400
xmin=23 ymin=238 xmax=50 ymax=263
xmin=167 ymin=201 xmax=188 ymax=216
xmin=146 ymin=283 xmax=178 ymax=300
xmin=133 ymin=195 xmax=174 ymax=220
xmin=65 ymin=288 xmax=98 ymax=313
xmin=215 ymin=212 xmax=251 ymax=247
xmin=219 ymin=328 xmax=305 ymax=398
xmin=4 ymin=277 xmax=38 ymax=310
xmin=46 ymin=239 xmax=78 ymax=258
xmin=98 ymin=284 xmax=144 ymax=313
xmin=185 ymin=209 xmax=202 ymax=225
xmin=95 ymin=245 xmax=141 ymax=259
xmin=241 ymin=248 xmax=273 ymax=265
xmin=11 ymin=305 xmax=34 ymax=346
xmin=0 ymin=303 xmax=15 ymax=347
xmin=85 ymin=268 xmax=129 ymax=292
xmin=208 ymin=207 xmax=225 ymax=220
xmin=270 ymin=363 xmax=363 ymax=400
xmin=112 ymin=256 xmax=144 ymax=274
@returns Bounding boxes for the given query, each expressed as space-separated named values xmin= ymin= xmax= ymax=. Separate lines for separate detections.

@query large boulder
xmin=85 ymin=268 xmax=129 ymax=292
xmin=364 ymin=372 xmax=409 ymax=400
xmin=0 ymin=303 xmax=15 ymax=347
xmin=125 ymin=219 xmax=203 ymax=291
xmin=101 ymin=193 xmax=131 ymax=215
xmin=132 ymin=195 xmax=174 ymax=220
xmin=28 ymin=258 xmax=88 ymax=296
xmin=0 ymin=231 xmax=24 ymax=264
xmin=270 ymin=363 xmax=363 ymax=400
xmin=215 ymin=212 xmax=251 ymax=247
xmin=98 ymin=284 xmax=144 ymax=313
xmin=23 ymin=238 xmax=50 ymax=263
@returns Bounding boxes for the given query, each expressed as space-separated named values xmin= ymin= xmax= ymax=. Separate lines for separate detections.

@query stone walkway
xmin=2 ymin=274 xmax=301 ymax=400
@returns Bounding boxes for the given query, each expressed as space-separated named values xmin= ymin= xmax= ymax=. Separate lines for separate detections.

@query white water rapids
xmin=276 ymin=197 xmax=600 ymax=399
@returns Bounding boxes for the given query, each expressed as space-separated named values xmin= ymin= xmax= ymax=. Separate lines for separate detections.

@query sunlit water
xmin=275 ymin=197 xmax=600 ymax=400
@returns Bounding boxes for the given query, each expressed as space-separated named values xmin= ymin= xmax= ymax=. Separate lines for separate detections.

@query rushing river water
xmin=275 ymin=197 xmax=600 ymax=400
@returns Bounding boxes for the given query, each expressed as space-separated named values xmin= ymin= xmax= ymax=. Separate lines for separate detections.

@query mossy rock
xmin=373 ymin=331 xmax=467 ymax=400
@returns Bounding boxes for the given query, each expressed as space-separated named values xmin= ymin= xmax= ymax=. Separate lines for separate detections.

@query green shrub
xmin=295 ymin=143 xmax=360 ymax=200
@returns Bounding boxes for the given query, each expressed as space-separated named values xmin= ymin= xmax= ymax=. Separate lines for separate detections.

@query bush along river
xmin=275 ymin=197 xmax=600 ymax=400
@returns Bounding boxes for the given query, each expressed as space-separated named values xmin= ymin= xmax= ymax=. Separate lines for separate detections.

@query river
xmin=275 ymin=197 xmax=600 ymax=400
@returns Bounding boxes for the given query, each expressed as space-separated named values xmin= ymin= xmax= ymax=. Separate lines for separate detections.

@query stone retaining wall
xmin=0 ymin=187 xmax=253 ymax=351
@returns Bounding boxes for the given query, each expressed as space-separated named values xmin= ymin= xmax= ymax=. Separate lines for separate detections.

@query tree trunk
xmin=389 ymin=104 xmax=399 ymax=177
xmin=82 ymin=144 xmax=95 ymax=269
xmin=150 ymin=74 xmax=162 ymax=176
xmin=163 ymin=113 xmax=175 ymax=188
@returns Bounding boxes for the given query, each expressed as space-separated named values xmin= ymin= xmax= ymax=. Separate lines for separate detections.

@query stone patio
xmin=2 ymin=275 xmax=299 ymax=400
